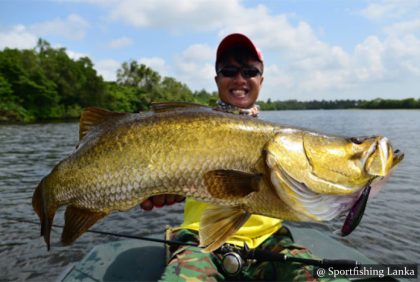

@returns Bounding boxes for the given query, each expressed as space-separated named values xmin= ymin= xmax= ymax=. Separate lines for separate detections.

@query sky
xmin=1 ymin=0 xmax=420 ymax=102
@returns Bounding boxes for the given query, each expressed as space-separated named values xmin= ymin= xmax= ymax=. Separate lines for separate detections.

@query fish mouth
xmin=340 ymin=148 xmax=403 ymax=236
xmin=392 ymin=149 xmax=404 ymax=167
xmin=364 ymin=137 xmax=404 ymax=176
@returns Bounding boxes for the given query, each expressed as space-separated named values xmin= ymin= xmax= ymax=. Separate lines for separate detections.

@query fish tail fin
xmin=32 ymin=178 xmax=57 ymax=251
xmin=61 ymin=206 xmax=106 ymax=246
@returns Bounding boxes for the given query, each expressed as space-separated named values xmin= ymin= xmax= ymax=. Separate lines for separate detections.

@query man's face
xmin=215 ymin=58 xmax=264 ymax=108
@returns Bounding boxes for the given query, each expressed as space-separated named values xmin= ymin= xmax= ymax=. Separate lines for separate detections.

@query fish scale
xmin=32 ymin=103 xmax=403 ymax=252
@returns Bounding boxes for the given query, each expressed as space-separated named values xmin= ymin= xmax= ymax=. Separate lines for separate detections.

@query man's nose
xmin=232 ymin=71 xmax=247 ymax=82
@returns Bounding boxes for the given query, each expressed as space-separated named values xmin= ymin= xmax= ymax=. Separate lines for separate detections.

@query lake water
xmin=0 ymin=110 xmax=419 ymax=281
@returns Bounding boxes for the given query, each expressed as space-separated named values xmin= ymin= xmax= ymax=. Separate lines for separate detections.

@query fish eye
xmin=349 ymin=137 xmax=365 ymax=145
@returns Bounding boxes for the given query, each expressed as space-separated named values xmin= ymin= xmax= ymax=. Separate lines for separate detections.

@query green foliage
xmin=158 ymin=77 xmax=192 ymax=102
xmin=0 ymin=74 xmax=13 ymax=100
xmin=117 ymin=60 xmax=161 ymax=89
xmin=112 ymin=59 xmax=214 ymax=111
xmin=64 ymin=104 xmax=83 ymax=118
xmin=0 ymin=39 xmax=108 ymax=122
xmin=257 ymin=98 xmax=420 ymax=111
xmin=192 ymin=89 xmax=218 ymax=106
xmin=0 ymin=74 xmax=33 ymax=122
xmin=358 ymin=98 xmax=420 ymax=109
xmin=104 ymin=82 xmax=141 ymax=112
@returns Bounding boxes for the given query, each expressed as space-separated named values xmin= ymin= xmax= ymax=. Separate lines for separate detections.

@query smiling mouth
xmin=231 ymin=89 xmax=248 ymax=98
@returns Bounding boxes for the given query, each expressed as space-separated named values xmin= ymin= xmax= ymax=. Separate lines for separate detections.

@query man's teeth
xmin=232 ymin=89 xmax=246 ymax=97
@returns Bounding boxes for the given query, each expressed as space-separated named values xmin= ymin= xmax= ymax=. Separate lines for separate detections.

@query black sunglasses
xmin=217 ymin=66 xmax=262 ymax=78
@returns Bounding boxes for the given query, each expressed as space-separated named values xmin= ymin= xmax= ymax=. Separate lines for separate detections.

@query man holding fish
xmin=143 ymin=33 xmax=344 ymax=281
xmin=33 ymin=33 xmax=403 ymax=281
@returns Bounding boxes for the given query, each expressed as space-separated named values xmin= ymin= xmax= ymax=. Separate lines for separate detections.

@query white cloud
xmin=384 ymin=19 xmax=420 ymax=36
xmin=353 ymin=36 xmax=386 ymax=80
xmin=359 ymin=0 xmax=420 ymax=21
xmin=66 ymin=49 xmax=89 ymax=60
xmin=94 ymin=59 xmax=121 ymax=81
xmin=0 ymin=25 xmax=38 ymax=50
xmin=180 ymin=44 xmax=214 ymax=62
xmin=261 ymin=64 xmax=294 ymax=98
xmin=102 ymin=0 xmax=320 ymax=57
xmin=108 ymin=36 xmax=133 ymax=48
xmin=30 ymin=14 xmax=90 ymax=40
xmin=0 ymin=14 xmax=90 ymax=51
xmin=139 ymin=57 xmax=169 ymax=76
xmin=384 ymin=35 xmax=420 ymax=76
xmin=108 ymin=0 xmax=242 ymax=31
xmin=173 ymin=44 xmax=216 ymax=91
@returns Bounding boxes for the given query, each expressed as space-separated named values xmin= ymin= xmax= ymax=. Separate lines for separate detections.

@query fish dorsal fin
xmin=61 ymin=206 xmax=106 ymax=246
xmin=199 ymin=206 xmax=250 ymax=252
xmin=151 ymin=101 xmax=210 ymax=113
xmin=79 ymin=107 xmax=125 ymax=140
xmin=203 ymin=170 xmax=261 ymax=200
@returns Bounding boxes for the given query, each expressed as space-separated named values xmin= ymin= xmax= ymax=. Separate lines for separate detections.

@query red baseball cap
xmin=216 ymin=33 xmax=263 ymax=65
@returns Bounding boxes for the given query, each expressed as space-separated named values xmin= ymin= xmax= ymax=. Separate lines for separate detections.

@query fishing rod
xmin=217 ymin=243 xmax=359 ymax=276
xmin=6 ymin=217 xmax=197 ymax=247
xmin=7 ymin=217 xmax=359 ymax=276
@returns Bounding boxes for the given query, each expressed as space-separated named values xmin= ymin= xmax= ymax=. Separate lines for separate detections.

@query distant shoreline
xmin=260 ymin=107 xmax=420 ymax=111
xmin=1 ymin=104 xmax=418 ymax=125
xmin=256 ymin=98 xmax=420 ymax=111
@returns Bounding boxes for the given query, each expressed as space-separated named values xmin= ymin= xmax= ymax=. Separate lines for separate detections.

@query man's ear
xmin=260 ymin=76 xmax=264 ymax=86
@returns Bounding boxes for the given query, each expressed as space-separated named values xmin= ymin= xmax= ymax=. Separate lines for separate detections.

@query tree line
xmin=1 ymin=39 xmax=419 ymax=123
xmin=257 ymin=98 xmax=420 ymax=110
xmin=0 ymin=39 xmax=217 ymax=122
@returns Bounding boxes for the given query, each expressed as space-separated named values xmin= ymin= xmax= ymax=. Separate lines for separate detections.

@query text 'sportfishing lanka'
xmin=32 ymin=102 xmax=403 ymax=252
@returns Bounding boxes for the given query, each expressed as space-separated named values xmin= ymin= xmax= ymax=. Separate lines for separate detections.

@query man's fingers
xmin=140 ymin=195 xmax=185 ymax=211
xmin=140 ymin=199 xmax=154 ymax=211
xmin=152 ymin=195 xmax=165 ymax=207
xmin=165 ymin=194 xmax=175 ymax=205
xmin=175 ymin=195 xmax=185 ymax=202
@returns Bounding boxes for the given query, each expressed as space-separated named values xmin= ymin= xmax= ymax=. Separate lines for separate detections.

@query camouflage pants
xmin=159 ymin=228 xmax=349 ymax=281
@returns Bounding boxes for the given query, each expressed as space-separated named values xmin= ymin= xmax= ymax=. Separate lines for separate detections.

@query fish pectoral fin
xmin=79 ymin=107 xmax=126 ymax=140
xmin=199 ymin=206 xmax=250 ymax=253
xmin=204 ymin=170 xmax=261 ymax=200
xmin=61 ymin=206 xmax=106 ymax=246
xmin=151 ymin=101 xmax=210 ymax=112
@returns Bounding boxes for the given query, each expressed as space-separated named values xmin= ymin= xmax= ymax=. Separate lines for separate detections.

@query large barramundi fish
xmin=32 ymin=102 xmax=403 ymax=252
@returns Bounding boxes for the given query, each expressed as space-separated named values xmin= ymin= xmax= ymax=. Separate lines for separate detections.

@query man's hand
xmin=140 ymin=195 xmax=185 ymax=211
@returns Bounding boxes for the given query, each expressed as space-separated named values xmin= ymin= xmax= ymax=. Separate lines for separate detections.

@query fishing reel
xmin=221 ymin=251 xmax=244 ymax=276
xmin=217 ymin=244 xmax=255 ymax=277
